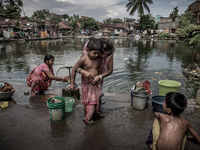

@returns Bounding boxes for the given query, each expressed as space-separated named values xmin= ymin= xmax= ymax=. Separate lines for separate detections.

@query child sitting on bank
xmin=149 ymin=92 xmax=200 ymax=150
xmin=69 ymin=37 xmax=102 ymax=125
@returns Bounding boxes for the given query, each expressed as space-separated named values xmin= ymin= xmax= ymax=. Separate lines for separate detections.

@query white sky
xmin=22 ymin=0 xmax=196 ymax=22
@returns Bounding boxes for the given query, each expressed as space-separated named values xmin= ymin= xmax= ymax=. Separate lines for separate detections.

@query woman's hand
xmin=68 ymin=84 xmax=75 ymax=91
xmin=62 ymin=76 xmax=70 ymax=82
xmin=91 ymin=75 xmax=101 ymax=85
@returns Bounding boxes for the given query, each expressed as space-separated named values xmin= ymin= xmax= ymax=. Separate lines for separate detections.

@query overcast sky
xmin=22 ymin=0 xmax=195 ymax=22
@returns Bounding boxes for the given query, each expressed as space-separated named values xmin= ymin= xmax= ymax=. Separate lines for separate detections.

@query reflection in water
xmin=0 ymin=38 xmax=198 ymax=102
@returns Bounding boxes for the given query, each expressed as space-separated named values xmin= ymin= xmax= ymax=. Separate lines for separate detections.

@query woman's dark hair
xmin=165 ymin=92 xmax=187 ymax=116
xmin=44 ymin=54 xmax=54 ymax=63
xmin=99 ymin=38 xmax=115 ymax=55
xmin=87 ymin=37 xmax=101 ymax=51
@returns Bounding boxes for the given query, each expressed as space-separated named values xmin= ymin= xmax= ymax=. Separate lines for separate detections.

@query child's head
xmin=44 ymin=54 xmax=54 ymax=66
xmin=99 ymin=38 xmax=115 ymax=58
xmin=164 ymin=92 xmax=187 ymax=116
xmin=87 ymin=37 xmax=101 ymax=59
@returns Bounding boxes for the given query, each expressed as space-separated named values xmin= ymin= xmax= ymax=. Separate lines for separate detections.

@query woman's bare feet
xmin=31 ymin=90 xmax=36 ymax=96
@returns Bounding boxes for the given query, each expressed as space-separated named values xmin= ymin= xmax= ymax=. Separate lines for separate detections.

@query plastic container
xmin=150 ymin=96 xmax=165 ymax=113
xmin=132 ymin=92 xmax=149 ymax=110
xmin=47 ymin=97 xmax=65 ymax=121
xmin=158 ymin=80 xmax=181 ymax=96
xmin=64 ymin=97 xmax=74 ymax=113
xmin=0 ymin=89 xmax=15 ymax=100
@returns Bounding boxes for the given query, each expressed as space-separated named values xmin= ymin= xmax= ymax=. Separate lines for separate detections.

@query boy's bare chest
xmin=84 ymin=58 xmax=100 ymax=69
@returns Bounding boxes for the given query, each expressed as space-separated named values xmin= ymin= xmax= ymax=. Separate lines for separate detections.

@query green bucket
xmin=47 ymin=96 xmax=65 ymax=121
xmin=158 ymin=80 xmax=181 ymax=96
xmin=64 ymin=97 xmax=74 ymax=113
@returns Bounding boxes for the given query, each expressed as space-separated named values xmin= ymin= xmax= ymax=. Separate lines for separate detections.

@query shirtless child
xmin=69 ymin=37 xmax=101 ymax=125
xmin=154 ymin=92 xmax=200 ymax=150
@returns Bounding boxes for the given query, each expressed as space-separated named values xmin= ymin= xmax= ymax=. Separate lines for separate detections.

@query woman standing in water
xmin=79 ymin=37 xmax=115 ymax=117
xmin=27 ymin=54 xmax=69 ymax=96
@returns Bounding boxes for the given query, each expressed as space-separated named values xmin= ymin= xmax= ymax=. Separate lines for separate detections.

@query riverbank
xmin=1 ymin=85 xmax=200 ymax=150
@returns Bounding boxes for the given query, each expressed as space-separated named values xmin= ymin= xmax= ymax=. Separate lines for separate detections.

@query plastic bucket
xmin=158 ymin=80 xmax=181 ymax=96
xmin=150 ymin=96 xmax=165 ymax=113
xmin=132 ymin=92 xmax=149 ymax=110
xmin=64 ymin=97 xmax=74 ymax=113
xmin=47 ymin=97 xmax=65 ymax=121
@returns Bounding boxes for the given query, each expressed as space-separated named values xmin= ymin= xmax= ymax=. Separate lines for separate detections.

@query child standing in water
xmin=152 ymin=92 xmax=200 ymax=150
xmin=69 ymin=37 xmax=102 ymax=125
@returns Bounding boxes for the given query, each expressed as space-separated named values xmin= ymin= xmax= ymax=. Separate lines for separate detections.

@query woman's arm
xmin=91 ymin=55 xmax=113 ymax=84
xmin=44 ymin=70 xmax=69 ymax=82
xmin=102 ymin=54 xmax=113 ymax=78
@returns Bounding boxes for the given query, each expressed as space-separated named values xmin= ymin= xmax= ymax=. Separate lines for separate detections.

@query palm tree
xmin=126 ymin=0 xmax=153 ymax=18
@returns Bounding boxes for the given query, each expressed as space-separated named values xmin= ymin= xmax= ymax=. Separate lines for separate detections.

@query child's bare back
xmin=155 ymin=113 xmax=190 ymax=150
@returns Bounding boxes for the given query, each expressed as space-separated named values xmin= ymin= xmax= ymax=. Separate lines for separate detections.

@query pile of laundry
xmin=0 ymin=81 xmax=14 ymax=92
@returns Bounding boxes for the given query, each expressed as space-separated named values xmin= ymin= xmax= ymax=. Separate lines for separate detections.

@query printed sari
xmin=81 ymin=76 xmax=101 ymax=121
xmin=26 ymin=66 xmax=52 ymax=92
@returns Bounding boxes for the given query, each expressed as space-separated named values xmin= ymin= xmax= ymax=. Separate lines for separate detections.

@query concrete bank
xmin=1 ymin=87 xmax=200 ymax=150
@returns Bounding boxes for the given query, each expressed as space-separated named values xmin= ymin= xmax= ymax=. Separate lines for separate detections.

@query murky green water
xmin=0 ymin=38 xmax=199 ymax=99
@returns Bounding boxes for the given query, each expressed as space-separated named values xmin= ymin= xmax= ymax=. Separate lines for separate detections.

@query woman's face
xmin=46 ymin=58 xmax=54 ymax=66
xmin=100 ymin=50 xmax=112 ymax=58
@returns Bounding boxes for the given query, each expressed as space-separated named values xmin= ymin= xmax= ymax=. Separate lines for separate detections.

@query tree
xmin=112 ymin=18 xmax=123 ymax=23
xmin=0 ymin=0 xmax=23 ymax=19
xmin=49 ymin=15 xmax=62 ymax=35
xmin=31 ymin=9 xmax=50 ymax=20
xmin=79 ymin=18 xmax=99 ymax=30
xmin=176 ymin=10 xmax=199 ymax=38
xmin=63 ymin=14 xmax=69 ymax=20
xmin=137 ymin=14 xmax=155 ymax=30
xmin=68 ymin=14 xmax=80 ymax=33
xmin=103 ymin=18 xmax=112 ymax=23
xmin=169 ymin=6 xmax=179 ymax=21
xmin=126 ymin=0 xmax=153 ymax=18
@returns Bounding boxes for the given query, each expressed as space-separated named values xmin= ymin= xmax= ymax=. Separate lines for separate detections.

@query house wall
xmin=158 ymin=21 xmax=178 ymax=33
xmin=188 ymin=1 xmax=200 ymax=24
xmin=114 ymin=29 xmax=123 ymax=33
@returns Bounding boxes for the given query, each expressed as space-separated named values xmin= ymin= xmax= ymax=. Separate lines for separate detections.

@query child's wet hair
xmin=99 ymin=38 xmax=115 ymax=55
xmin=165 ymin=92 xmax=187 ymax=116
xmin=87 ymin=37 xmax=101 ymax=51
xmin=44 ymin=54 xmax=54 ymax=63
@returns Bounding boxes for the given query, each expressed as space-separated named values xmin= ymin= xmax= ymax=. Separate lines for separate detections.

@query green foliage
xmin=68 ymin=14 xmax=80 ymax=33
xmin=4 ymin=5 xmax=21 ymax=19
xmin=0 ymin=0 xmax=23 ymax=19
xmin=137 ymin=14 xmax=156 ymax=30
xmin=176 ymin=10 xmax=199 ymax=38
xmin=169 ymin=6 xmax=179 ymax=21
xmin=103 ymin=18 xmax=112 ymax=23
xmin=112 ymin=18 xmax=123 ymax=23
xmin=189 ymin=31 xmax=200 ymax=53
xmin=49 ymin=15 xmax=62 ymax=26
xmin=31 ymin=9 xmax=50 ymax=20
xmin=126 ymin=0 xmax=153 ymax=17
xmin=79 ymin=18 xmax=99 ymax=30
xmin=63 ymin=14 xmax=69 ymax=20
xmin=157 ymin=33 xmax=176 ymax=38
xmin=15 ymin=20 xmax=20 ymax=26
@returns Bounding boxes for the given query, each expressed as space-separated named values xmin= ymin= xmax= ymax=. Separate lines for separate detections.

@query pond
xmin=0 ymin=38 xmax=199 ymax=100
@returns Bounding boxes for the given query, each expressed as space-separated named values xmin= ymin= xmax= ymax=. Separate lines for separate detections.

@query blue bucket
xmin=150 ymin=96 xmax=165 ymax=113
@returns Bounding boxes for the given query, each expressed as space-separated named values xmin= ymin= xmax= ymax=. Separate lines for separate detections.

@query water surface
xmin=0 ymin=38 xmax=198 ymax=101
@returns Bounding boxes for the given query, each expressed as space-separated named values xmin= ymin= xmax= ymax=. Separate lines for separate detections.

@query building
xmin=188 ymin=0 xmax=200 ymax=25
xmin=158 ymin=17 xmax=178 ymax=34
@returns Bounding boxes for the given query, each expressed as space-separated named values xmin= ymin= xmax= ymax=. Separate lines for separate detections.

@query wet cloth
xmin=26 ymin=63 xmax=53 ymax=92
xmin=146 ymin=119 xmax=187 ymax=150
xmin=81 ymin=76 xmax=101 ymax=121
